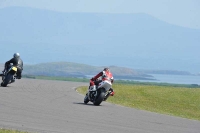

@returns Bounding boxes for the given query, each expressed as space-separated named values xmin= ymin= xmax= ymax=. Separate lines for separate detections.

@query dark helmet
xmin=13 ymin=53 xmax=20 ymax=58
xmin=103 ymin=68 xmax=109 ymax=71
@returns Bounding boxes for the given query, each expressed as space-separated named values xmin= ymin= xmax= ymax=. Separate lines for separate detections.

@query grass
xmin=77 ymin=83 xmax=200 ymax=121
xmin=0 ymin=129 xmax=28 ymax=133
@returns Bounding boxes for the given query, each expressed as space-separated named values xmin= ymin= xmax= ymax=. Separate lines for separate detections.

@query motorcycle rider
xmin=88 ymin=68 xmax=115 ymax=96
xmin=3 ymin=53 xmax=23 ymax=80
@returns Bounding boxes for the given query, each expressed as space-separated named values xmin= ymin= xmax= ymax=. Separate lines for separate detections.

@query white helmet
xmin=13 ymin=53 xmax=20 ymax=58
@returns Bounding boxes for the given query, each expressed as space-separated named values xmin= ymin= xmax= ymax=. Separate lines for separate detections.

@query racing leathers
xmin=89 ymin=70 xmax=115 ymax=96
xmin=4 ymin=57 xmax=23 ymax=79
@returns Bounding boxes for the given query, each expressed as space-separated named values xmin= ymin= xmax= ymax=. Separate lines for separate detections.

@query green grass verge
xmin=77 ymin=84 xmax=200 ymax=121
xmin=0 ymin=129 xmax=28 ymax=133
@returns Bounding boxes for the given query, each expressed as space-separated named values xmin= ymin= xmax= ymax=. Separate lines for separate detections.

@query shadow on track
xmin=73 ymin=102 xmax=103 ymax=106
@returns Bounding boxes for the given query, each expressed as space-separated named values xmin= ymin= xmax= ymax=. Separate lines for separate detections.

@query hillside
xmin=22 ymin=62 xmax=154 ymax=80
xmin=0 ymin=62 xmax=194 ymax=81
xmin=0 ymin=7 xmax=200 ymax=73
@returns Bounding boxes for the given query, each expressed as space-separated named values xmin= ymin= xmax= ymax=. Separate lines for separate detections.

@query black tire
xmin=2 ymin=73 xmax=13 ymax=87
xmin=93 ymin=91 xmax=105 ymax=106
xmin=84 ymin=94 xmax=89 ymax=104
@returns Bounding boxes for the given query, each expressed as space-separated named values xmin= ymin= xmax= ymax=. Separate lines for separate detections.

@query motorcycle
xmin=0 ymin=65 xmax=18 ymax=87
xmin=84 ymin=80 xmax=113 ymax=106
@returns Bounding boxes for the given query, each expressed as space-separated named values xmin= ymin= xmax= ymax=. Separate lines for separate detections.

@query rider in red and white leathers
xmin=89 ymin=68 xmax=115 ymax=96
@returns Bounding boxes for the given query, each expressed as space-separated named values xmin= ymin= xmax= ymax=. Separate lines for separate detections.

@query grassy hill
xmin=0 ymin=62 xmax=194 ymax=80
xmin=22 ymin=62 xmax=154 ymax=80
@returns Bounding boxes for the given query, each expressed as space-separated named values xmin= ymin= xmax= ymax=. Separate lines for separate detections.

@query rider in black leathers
xmin=4 ymin=53 xmax=23 ymax=79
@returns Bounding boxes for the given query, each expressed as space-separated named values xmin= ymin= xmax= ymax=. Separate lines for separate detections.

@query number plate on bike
xmin=12 ymin=67 xmax=17 ymax=71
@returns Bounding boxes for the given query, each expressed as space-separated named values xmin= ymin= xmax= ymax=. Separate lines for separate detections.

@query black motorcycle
xmin=0 ymin=65 xmax=18 ymax=87
xmin=84 ymin=80 xmax=113 ymax=106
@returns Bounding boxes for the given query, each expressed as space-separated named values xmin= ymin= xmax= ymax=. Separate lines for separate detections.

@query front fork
xmin=87 ymin=91 xmax=97 ymax=101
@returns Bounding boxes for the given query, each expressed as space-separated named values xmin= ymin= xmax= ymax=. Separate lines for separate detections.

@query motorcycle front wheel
xmin=2 ymin=73 xmax=13 ymax=87
xmin=84 ymin=94 xmax=89 ymax=104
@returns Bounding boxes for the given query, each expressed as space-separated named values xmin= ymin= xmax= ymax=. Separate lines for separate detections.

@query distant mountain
xmin=0 ymin=7 xmax=200 ymax=73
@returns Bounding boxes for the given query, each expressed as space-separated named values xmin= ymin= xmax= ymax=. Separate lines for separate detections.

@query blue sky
xmin=0 ymin=0 xmax=200 ymax=29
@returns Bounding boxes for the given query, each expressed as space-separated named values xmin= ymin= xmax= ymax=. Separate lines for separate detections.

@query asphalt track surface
xmin=0 ymin=78 xmax=199 ymax=133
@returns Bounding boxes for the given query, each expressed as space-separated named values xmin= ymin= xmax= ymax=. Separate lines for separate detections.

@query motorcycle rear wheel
xmin=93 ymin=92 xmax=105 ymax=106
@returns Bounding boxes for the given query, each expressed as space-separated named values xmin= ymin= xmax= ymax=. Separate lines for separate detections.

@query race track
xmin=0 ymin=78 xmax=199 ymax=133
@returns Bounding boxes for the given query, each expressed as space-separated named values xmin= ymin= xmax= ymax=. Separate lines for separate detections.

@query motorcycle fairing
xmin=97 ymin=80 xmax=112 ymax=91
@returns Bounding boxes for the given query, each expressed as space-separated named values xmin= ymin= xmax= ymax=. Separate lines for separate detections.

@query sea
xmin=133 ymin=74 xmax=200 ymax=85
xmin=86 ymin=74 xmax=200 ymax=85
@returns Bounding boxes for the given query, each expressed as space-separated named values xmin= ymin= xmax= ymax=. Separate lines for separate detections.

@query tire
xmin=84 ymin=94 xmax=89 ymax=104
xmin=93 ymin=91 xmax=105 ymax=106
xmin=2 ymin=73 xmax=13 ymax=87
xmin=1 ymin=82 xmax=4 ymax=87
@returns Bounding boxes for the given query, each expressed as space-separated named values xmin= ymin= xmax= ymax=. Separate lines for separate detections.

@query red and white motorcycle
xmin=84 ymin=79 xmax=114 ymax=106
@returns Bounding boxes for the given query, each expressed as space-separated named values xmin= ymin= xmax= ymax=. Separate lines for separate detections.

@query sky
xmin=0 ymin=0 xmax=200 ymax=29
